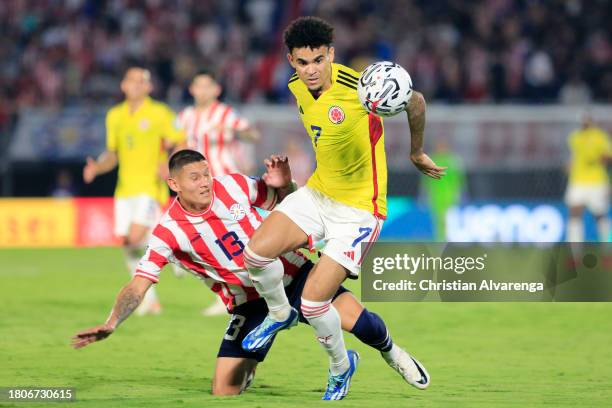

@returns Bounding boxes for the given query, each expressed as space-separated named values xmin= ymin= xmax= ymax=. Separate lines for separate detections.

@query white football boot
xmin=382 ymin=346 xmax=430 ymax=390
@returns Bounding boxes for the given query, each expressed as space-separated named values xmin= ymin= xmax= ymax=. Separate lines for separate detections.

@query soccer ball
xmin=357 ymin=61 xmax=413 ymax=117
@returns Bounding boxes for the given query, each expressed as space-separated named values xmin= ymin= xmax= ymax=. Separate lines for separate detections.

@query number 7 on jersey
xmin=310 ymin=125 xmax=322 ymax=147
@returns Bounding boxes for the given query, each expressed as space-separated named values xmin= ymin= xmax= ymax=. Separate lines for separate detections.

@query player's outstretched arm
xmin=261 ymin=155 xmax=297 ymax=202
xmin=71 ymin=276 xmax=152 ymax=349
xmin=405 ymin=91 xmax=447 ymax=179
xmin=83 ymin=151 xmax=119 ymax=183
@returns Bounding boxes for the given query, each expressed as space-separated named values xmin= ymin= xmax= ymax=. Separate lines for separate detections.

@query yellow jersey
xmin=568 ymin=126 xmax=611 ymax=185
xmin=106 ymin=97 xmax=185 ymax=203
xmin=288 ymin=63 xmax=388 ymax=218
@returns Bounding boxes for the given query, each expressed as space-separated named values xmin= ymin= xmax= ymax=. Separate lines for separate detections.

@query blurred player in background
xmin=72 ymin=150 xmax=425 ymax=396
xmin=240 ymin=17 xmax=441 ymax=399
xmin=565 ymin=113 xmax=612 ymax=242
xmin=177 ymin=69 xmax=261 ymax=315
xmin=83 ymin=67 xmax=186 ymax=315
xmin=421 ymin=138 xmax=466 ymax=241
xmin=178 ymin=69 xmax=259 ymax=176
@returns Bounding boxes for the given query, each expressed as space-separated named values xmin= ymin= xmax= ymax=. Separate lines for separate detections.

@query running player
xmin=72 ymin=150 xmax=428 ymax=396
xmin=83 ymin=67 xmax=186 ymax=315
xmin=241 ymin=17 xmax=442 ymax=399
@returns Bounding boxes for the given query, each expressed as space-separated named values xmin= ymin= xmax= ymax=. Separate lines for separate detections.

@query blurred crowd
xmin=1 ymin=0 xmax=611 ymax=130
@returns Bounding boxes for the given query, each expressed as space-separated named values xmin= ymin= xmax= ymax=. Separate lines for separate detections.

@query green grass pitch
xmin=1 ymin=247 xmax=611 ymax=407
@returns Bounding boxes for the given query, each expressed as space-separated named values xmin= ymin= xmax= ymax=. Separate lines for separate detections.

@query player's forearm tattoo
xmin=113 ymin=287 xmax=143 ymax=327
xmin=407 ymin=92 xmax=426 ymax=155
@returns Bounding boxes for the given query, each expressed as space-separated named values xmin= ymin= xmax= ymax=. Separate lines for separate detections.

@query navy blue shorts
xmin=217 ymin=261 xmax=350 ymax=362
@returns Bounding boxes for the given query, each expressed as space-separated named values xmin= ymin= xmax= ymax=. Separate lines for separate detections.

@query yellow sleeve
xmin=105 ymin=109 xmax=118 ymax=152
xmin=161 ymin=105 xmax=186 ymax=145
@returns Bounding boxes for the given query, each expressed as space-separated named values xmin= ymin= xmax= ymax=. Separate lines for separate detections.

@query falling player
xmin=72 ymin=149 xmax=429 ymax=396
xmin=241 ymin=17 xmax=443 ymax=399
xmin=83 ymin=67 xmax=185 ymax=315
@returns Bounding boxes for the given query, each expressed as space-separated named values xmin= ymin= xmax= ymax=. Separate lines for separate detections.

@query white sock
xmin=567 ymin=217 xmax=584 ymax=242
xmin=382 ymin=343 xmax=402 ymax=361
xmin=244 ymin=246 xmax=291 ymax=321
xmin=596 ymin=217 xmax=610 ymax=242
xmin=252 ymin=278 xmax=290 ymax=320
xmin=301 ymin=298 xmax=349 ymax=375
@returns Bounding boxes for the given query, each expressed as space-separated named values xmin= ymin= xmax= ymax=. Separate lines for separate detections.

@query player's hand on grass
xmin=83 ymin=157 xmax=98 ymax=184
xmin=410 ymin=152 xmax=447 ymax=179
xmin=262 ymin=155 xmax=292 ymax=188
xmin=71 ymin=323 xmax=115 ymax=349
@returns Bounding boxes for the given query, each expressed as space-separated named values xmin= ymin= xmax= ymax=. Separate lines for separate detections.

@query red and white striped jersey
xmin=177 ymin=102 xmax=250 ymax=177
xmin=135 ymin=174 xmax=309 ymax=312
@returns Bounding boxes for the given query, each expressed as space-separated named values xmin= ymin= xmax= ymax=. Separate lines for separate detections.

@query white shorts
xmin=114 ymin=195 xmax=161 ymax=237
xmin=275 ymin=186 xmax=383 ymax=277
xmin=564 ymin=184 xmax=610 ymax=215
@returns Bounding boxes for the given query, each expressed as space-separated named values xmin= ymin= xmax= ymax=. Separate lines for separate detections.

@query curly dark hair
xmin=283 ymin=16 xmax=334 ymax=52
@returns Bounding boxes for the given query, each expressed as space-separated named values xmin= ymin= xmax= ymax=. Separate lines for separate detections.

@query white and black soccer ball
xmin=357 ymin=61 xmax=413 ymax=117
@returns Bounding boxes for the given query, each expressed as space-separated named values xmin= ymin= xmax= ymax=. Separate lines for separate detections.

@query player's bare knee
xmin=302 ymin=265 xmax=347 ymax=302
xmin=301 ymin=282 xmax=322 ymax=302
xmin=246 ymin=228 xmax=266 ymax=251
xmin=211 ymin=375 xmax=241 ymax=396
xmin=211 ymin=382 xmax=241 ymax=396
xmin=212 ymin=360 xmax=255 ymax=396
